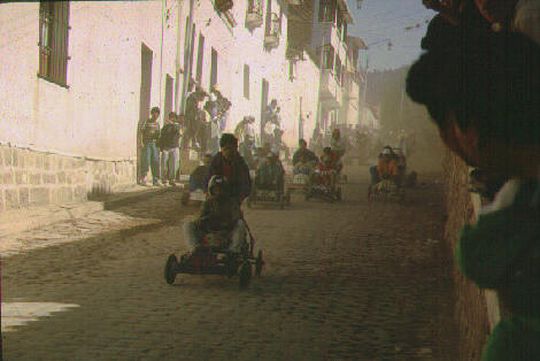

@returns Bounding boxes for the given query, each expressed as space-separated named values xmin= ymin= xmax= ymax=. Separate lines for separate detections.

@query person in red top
xmin=315 ymin=147 xmax=342 ymax=188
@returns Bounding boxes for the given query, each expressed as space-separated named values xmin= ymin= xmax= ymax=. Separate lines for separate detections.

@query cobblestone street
xmin=1 ymin=166 xmax=458 ymax=361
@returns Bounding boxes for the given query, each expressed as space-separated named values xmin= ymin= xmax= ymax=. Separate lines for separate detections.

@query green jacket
xmin=456 ymin=180 xmax=540 ymax=361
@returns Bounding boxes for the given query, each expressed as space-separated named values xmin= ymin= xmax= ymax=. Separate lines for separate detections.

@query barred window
xmin=38 ymin=1 xmax=70 ymax=87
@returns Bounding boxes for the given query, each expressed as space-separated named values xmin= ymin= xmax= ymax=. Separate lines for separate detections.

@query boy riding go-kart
xmin=248 ymin=152 xmax=290 ymax=209
xmin=368 ymin=146 xmax=405 ymax=202
xmin=165 ymin=175 xmax=263 ymax=289
xmin=290 ymin=139 xmax=318 ymax=192
xmin=305 ymin=147 xmax=343 ymax=202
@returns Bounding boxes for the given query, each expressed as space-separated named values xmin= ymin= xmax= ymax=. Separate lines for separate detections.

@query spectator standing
xmin=184 ymin=87 xmax=206 ymax=149
xmin=138 ymin=107 xmax=162 ymax=186
xmin=159 ymin=112 xmax=182 ymax=186
xmin=262 ymin=99 xmax=279 ymax=145
xmin=204 ymin=92 xmax=221 ymax=155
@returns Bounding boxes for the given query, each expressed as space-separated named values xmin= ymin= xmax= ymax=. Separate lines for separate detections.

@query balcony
xmin=264 ymin=13 xmax=281 ymax=49
xmin=311 ymin=23 xmax=347 ymax=60
xmin=319 ymin=69 xmax=341 ymax=108
xmin=245 ymin=0 xmax=263 ymax=29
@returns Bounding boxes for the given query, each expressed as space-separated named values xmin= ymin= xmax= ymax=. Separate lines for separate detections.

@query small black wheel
xmin=239 ymin=261 xmax=252 ymax=289
xmin=336 ymin=187 xmax=342 ymax=201
xmin=181 ymin=192 xmax=189 ymax=206
xmin=225 ymin=253 xmax=239 ymax=278
xmin=164 ymin=254 xmax=178 ymax=285
xmin=255 ymin=250 xmax=264 ymax=277
xmin=286 ymin=191 xmax=291 ymax=206
xmin=247 ymin=197 xmax=252 ymax=208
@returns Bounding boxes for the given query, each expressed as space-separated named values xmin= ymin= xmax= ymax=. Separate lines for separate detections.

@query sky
xmin=347 ymin=0 xmax=436 ymax=71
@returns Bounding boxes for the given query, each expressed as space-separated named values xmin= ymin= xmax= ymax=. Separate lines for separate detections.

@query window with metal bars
xmin=38 ymin=1 xmax=70 ymax=87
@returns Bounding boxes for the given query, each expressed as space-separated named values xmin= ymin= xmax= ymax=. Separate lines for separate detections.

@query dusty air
xmin=1 ymin=0 xmax=539 ymax=360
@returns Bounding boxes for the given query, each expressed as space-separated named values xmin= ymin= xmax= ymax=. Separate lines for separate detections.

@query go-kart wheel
xmin=225 ymin=253 xmax=238 ymax=278
xmin=336 ymin=187 xmax=342 ymax=201
xmin=181 ymin=192 xmax=189 ymax=206
xmin=247 ymin=197 xmax=252 ymax=208
xmin=279 ymin=194 xmax=285 ymax=209
xmin=239 ymin=261 xmax=252 ymax=289
xmin=255 ymin=250 xmax=264 ymax=277
xmin=286 ymin=191 xmax=291 ymax=206
xmin=164 ymin=254 xmax=178 ymax=285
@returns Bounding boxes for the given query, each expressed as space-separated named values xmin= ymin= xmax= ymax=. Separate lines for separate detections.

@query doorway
xmin=138 ymin=43 xmax=153 ymax=180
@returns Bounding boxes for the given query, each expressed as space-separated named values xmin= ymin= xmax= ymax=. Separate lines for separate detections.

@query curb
xmin=0 ymin=187 xmax=174 ymax=239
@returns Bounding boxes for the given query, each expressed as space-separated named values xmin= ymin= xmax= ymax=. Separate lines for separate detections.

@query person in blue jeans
xmin=139 ymin=107 xmax=162 ymax=186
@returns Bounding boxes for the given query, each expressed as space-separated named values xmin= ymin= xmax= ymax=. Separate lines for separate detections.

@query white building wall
xmin=0 ymin=1 xmax=178 ymax=160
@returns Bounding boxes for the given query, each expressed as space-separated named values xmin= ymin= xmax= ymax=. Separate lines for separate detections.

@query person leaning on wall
xmin=407 ymin=5 xmax=540 ymax=360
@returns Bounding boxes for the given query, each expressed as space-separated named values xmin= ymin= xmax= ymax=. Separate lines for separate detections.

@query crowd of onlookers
xmin=409 ymin=1 xmax=540 ymax=360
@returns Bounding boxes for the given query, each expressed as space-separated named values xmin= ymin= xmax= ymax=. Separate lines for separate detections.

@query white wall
xmin=0 ymin=1 xmax=179 ymax=160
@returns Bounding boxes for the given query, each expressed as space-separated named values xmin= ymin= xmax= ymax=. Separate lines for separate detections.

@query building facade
xmin=0 ymin=0 xmax=180 ymax=210
xmin=0 ymin=0 xmax=362 ymax=211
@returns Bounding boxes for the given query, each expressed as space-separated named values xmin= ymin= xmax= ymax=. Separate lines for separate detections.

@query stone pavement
xmin=1 ymin=166 xmax=458 ymax=361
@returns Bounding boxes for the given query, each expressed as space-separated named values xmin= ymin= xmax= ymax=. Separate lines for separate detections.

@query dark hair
xmin=407 ymin=13 xmax=540 ymax=146
xmin=220 ymin=133 xmax=238 ymax=148
xmin=299 ymin=139 xmax=307 ymax=146
xmin=151 ymin=107 xmax=160 ymax=115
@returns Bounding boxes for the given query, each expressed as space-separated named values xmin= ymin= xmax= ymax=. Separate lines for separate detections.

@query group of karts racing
xmin=165 ymin=134 xmax=416 ymax=290
xmin=166 ymin=136 xmax=349 ymax=289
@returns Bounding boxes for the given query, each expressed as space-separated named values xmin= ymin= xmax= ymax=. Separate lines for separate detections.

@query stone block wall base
xmin=443 ymin=150 xmax=491 ymax=360
xmin=0 ymin=144 xmax=136 ymax=212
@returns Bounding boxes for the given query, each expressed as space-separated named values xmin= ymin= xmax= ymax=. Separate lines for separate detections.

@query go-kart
xmin=305 ymin=168 xmax=342 ymax=202
xmin=368 ymin=178 xmax=405 ymax=203
xmin=287 ymin=173 xmax=311 ymax=195
xmin=164 ymin=221 xmax=264 ymax=289
xmin=247 ymin=180 xmax=291 ymax=209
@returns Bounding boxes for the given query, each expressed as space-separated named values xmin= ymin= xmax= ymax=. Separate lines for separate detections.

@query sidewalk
xmin=0 ymin=184 xmax=182 ymax=257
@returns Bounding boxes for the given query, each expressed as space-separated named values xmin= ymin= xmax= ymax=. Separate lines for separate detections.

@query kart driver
xmin=183 ymin=175 xmax=246 ymax=254
xmin=292 ymin=139 xmax=318 ymax=175
xmin=255 ymin=152 xmax=285 ymax=192
xmin=370 ymin=146 xmax=399 ymax=187
xmin=208 ymin=133 xmax=252 ymax=204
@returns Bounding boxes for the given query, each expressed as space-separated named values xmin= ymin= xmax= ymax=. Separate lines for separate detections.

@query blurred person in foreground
xmin=407 ymin=6 xmax=540 ymax=360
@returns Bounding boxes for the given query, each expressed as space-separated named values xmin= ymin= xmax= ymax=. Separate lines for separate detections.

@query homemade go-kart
xmin=305 ymin=168 xmax=342 ymax=202
xmin=247 ymin=181 xmax=291 ymax=209
xmin=164 ymin=219 xmax=264 ymax=289
xmin=287 ymin=172 xmax=311 ymax=195
xmin=247 ymin=164 xmax=291 ymax=209
xmin=368 ymin=178 xmax=405 ymax=203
